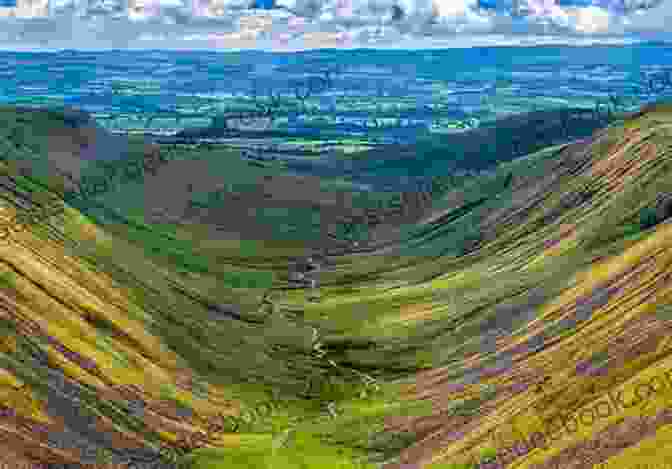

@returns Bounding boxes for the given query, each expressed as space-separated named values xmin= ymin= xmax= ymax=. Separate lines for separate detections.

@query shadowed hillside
xmin=300 ymin=107 xmax=624 ymax=191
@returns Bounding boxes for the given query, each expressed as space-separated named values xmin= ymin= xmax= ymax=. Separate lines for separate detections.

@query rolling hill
xmin=0 ymin=102 xmax=671 ymax=469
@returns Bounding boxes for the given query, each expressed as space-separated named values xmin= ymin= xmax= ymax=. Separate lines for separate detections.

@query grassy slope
xmin=0 ymin=106 xmax=382 ymax=469
xmin=272 ymin=104 xmax=672 ymax=468
xmin=1 ymin=104 xmax=672 ymax=469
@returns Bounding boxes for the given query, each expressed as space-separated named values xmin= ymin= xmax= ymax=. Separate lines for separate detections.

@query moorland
xmin=0 ymin=97 xmax=671 ymax=469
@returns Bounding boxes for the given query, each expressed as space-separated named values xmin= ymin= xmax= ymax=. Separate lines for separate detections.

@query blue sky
xmin=0 ymin=0 xmax=670 ymax=50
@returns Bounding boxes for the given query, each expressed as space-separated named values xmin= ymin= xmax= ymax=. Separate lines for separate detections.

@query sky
xmin=0 ymin=0 xmax=671 ymax=50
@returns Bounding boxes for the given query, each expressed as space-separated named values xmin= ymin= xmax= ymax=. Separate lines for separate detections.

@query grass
xmin=3 ymin=103 xmax=672 ymax=469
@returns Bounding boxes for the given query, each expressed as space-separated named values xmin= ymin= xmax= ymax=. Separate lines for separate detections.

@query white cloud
xmin=0 ymin=0 xmax=668 ymax=49
xmin=565 ymin=6 xmax=612 ymax=32
xmin=621 ymin=0 xmax=672 ymax=31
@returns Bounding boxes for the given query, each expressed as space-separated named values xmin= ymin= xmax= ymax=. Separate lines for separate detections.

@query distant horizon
xmin=0 ymin=33 xmax=661 ymax=53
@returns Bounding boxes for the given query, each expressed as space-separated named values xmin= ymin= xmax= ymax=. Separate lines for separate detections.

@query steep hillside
xmin=2 ymin=103 xmax=672 ymax=469
xmin=269 ymin=103 xmax=672 ymax=469
xmin=0 ymin=107 xmax=387 ymax=469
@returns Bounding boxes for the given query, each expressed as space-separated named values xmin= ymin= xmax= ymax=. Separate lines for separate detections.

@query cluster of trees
xmin=639 ymin=196 xmax=672 ymax=230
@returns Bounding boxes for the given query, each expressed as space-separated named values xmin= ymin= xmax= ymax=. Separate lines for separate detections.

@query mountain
xmin=279 ymin=102 xmax=672 ymax=469
xmin=1 ymin=102 xmax=672 ymax=469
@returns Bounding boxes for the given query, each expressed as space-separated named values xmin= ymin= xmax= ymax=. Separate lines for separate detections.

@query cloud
xmin=0 ymin=0 xmax=668 ymax=49
xmin=619 ymin=0 xmax=672 ymax=32
xmin=565 ymin=6 xmax=613 ymax=33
